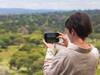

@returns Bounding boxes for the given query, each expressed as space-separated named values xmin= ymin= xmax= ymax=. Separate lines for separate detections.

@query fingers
xmin=57 ymin=41 xmax=68 ymax=46
xmin=43 ymin=39 xmax=48 ymax=48
xmin=43 ymin=39 xmax=54 ymax=48
xmin=59 ymin=33 xmax=64 ymax=37
xmin=58 ymin=33 xmax=68 ymax=46
xmin=58 ymin=33 xmax=65 ymax=38
xmin=58 ymin=33 xmax=67 ymax=42
xmin=57 ymin=42 xmax=65 ymax=46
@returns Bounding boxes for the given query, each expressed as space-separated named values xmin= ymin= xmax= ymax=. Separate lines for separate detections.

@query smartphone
xmin=44 ymin=33 xmax=59 ymax=43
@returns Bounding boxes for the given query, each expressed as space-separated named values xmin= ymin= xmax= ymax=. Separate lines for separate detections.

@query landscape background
xmin=0 ymin=8 xmax=99 ymax=75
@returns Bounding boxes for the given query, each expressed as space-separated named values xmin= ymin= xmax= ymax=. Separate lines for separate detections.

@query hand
xmin=43 ymin=39 xmax=55 ymax=48
xmin=57 ymin=33 xmax=68 ymax=47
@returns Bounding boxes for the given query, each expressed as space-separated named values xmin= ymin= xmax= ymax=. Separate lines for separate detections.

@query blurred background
xmin=0 ymin=0 xmax=99 ymax=75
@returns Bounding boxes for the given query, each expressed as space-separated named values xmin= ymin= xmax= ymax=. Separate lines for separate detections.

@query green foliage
xmin=8 ymin=31 xmax=45 ymax=75
xmin=96 ymin=64 xmax=100 ymax=75
xmin=0 ymin=34 xmax=10 ymax=49
xmin=34 ymin=70 xmax=43 ymax=75
xmin=27 ymin=31 xmax=43 ymax=45
xmin=0 ymin=57 xmax=2 ymax=62
xmin=89 ymin=33 xmax=100 ymax=39
xmin=0 ymin=10 xmax=100 ymax=33
xmin=19 ymin=44 xmax=33 ymax=51
xmin=9 ymin=44 xmax=45 ymax=74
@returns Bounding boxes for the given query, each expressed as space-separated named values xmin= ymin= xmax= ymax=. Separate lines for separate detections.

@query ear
xmin=71 ymin=29 xmax=76 ymax=36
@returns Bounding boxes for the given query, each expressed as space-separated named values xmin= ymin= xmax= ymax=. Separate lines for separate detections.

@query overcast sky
xmin=0 ymin=0 xmax=100 ymax=10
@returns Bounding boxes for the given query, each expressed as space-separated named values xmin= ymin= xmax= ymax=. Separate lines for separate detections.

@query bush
xmin=9 ymin=45 xmax=45 ymax=74
xmin=19 ymin=44 xmax=33 ymax=51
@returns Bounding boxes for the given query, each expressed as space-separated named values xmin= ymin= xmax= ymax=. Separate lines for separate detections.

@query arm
xmin=43 ymin=33 xmax=69 ymax=75
xmin=43 ymin=44 xmax=68 ymax=73
xmin=43 ymin=50 xmax=73 ymax=75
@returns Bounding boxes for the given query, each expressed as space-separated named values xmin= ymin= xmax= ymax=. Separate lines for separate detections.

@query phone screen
xmin=44 ymin=33 xmax=59 ymax=43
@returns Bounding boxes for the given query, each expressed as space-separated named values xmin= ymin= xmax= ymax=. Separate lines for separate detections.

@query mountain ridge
xmin=0 ymin=8 xmax=100 ymax=14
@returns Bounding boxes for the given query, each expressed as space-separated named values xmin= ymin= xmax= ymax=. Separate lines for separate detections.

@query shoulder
xmin=54 ymin=43 xmax=79 ymax=59
xmin=53 ymin=44 xmax=76 ymax=64
xmin=91 ymin=45 xmax=100 ymax=59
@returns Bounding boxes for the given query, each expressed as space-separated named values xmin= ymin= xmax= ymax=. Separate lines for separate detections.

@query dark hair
xmin=65 ymin=12 xmax=92 ymax=40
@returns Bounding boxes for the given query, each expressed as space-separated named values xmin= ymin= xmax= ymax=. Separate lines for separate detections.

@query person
xmin=43 ymin=12 xmax=100 ymax=75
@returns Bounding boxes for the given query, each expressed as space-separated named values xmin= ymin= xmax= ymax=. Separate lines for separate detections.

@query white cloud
xmin=0 ymin=0 xmax=99 ymax=10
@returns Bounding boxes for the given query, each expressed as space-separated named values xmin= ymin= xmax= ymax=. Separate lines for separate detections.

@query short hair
xmin=65 ymin=12 xmax=92 ymax=40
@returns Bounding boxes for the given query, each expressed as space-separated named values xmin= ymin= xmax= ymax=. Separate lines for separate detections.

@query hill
xmin=0 ymin=8 xmax=63 ymax=14
xmin=0 ymin=9 xmax=100 ymax=33
xmin=0 ymin=8 xmax=35 ymax=14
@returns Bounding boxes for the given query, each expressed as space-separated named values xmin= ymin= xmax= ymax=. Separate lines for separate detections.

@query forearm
xmin=43 ymin=48 xmax=55 ymax=75
xmin=43 ymin=45 xmax=67 ymax=74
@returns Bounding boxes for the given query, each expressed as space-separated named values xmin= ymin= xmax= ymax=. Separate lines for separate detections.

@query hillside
xmin=0 ymin=9 xmax=100 ymax=33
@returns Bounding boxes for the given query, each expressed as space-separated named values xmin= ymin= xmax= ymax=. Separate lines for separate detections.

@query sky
xmin=0 ymin=0 xmax=100 ymax=10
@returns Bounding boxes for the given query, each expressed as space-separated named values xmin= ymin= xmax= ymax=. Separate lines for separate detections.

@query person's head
xmin=65 ymin=12 xmax=92 ymax=41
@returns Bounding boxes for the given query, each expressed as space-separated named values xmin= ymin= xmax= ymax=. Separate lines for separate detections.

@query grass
xmin=96 ymin=64 xmax=100 ymax=75
xmin=0 ymin=45 xmax=18 ymax=60
xmin=0 ymin=45 xmax=19 ymax=69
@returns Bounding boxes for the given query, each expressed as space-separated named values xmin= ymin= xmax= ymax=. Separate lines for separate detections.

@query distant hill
xmin=0 ymin=8 xmax=63 ymax=14
xmin=0 ymin=8 xmax=100 ymax=33
xmin=0 ymin=8 xmax=100 ymax=15
xmin=0 ymin=8 xmax=35 ymax=14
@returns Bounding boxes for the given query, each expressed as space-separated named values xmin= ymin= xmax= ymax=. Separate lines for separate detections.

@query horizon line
xmin=0 ymin=7 xmax=100 ymax=11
